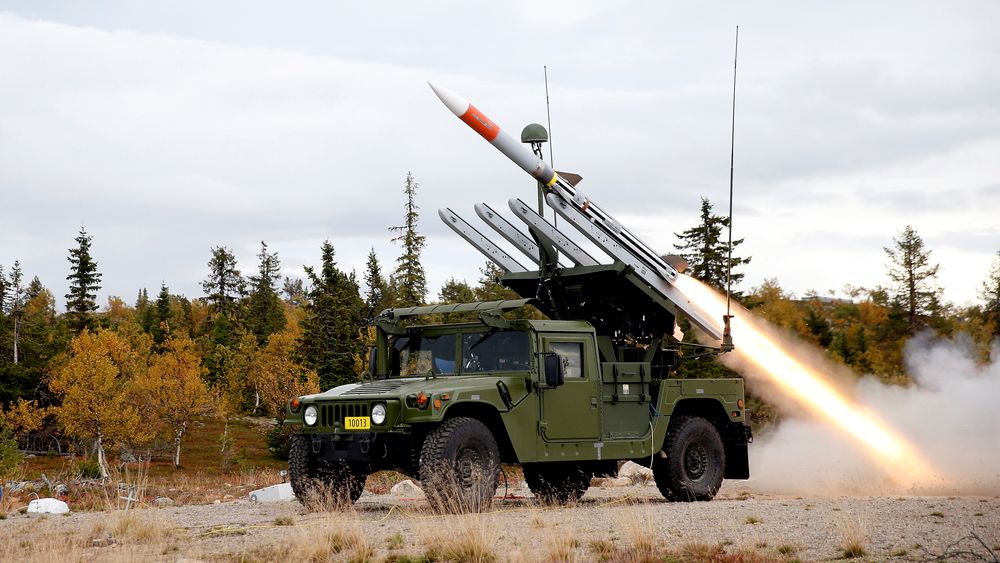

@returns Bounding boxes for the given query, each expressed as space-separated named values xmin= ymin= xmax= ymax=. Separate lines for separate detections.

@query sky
xmin=1 ymin=1 xmax=998 ymax=311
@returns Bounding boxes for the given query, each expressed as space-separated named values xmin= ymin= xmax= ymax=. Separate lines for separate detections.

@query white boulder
xmin=27 ymin=498 xmax=70 ymax=514
xmin=249 ymin=482 xmax=295 ymax=503
xmin=390 ymin=479 xmax=425 ymax=497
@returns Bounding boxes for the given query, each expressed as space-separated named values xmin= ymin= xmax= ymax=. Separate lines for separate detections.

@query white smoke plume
xmin=746 ymin=332 xmax=1000 ymax=495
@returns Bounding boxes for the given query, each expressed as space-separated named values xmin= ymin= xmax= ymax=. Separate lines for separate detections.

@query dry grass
xmin=228 ymin=520 xmax=376 ymax=563
xmin=837 ymin=510 xmax=869 ymax=559
xmin=420 ymin=514 xmax=498 ymax=562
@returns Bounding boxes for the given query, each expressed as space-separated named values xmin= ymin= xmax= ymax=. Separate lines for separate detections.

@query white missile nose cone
xmin=428 ymin=82 xmax=469 ymax=117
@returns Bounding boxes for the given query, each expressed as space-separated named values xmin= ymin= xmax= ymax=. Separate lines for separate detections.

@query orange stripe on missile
xmin=460 ymin=104 xmax=500 ymax=142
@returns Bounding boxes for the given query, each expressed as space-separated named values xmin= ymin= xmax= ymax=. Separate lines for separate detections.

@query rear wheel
xmin=419 ymin=417 xmax=500 ymax=514
xmin=523 ymin=463 xmax=590 ymax=505
xmin=653 ymin=416 xmax=725 ymax=502
xmin=288 ymin=434 xmax=369 ymax=508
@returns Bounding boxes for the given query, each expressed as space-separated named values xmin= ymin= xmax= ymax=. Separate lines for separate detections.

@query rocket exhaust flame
xmin=673 ymin=275 xmax=939 ymax=487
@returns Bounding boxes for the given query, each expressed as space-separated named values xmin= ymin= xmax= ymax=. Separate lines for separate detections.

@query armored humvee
xmin=285 ymin=179 xmax=751 ymax=512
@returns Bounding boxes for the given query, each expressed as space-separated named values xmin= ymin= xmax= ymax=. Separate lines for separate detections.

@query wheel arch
xmin=441 ymin=401 xmax=517 ymax=464
xmin=669 ymin=398 xmax=750 ymax=480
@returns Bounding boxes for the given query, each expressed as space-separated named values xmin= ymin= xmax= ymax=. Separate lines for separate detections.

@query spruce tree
xmin=202 ymin=246 xmax=246 ymax=318
xmin=673 ymin=198 xmax=750 ymax=294
xmin=65 ymin=227 xmax=102 ymax=332
xmin=246 ymin=241 xmax=286 ymax=344
xmin=300 ymin=241 xmax=363 ymax=390
xmin=884 ymin=225 xmax=941 ymax=332
xmin=979 ymin=250 xmax=1000 ymax=336
xmin=151 ymin=283 xmax=172 ymax=345
xmin=362 ymin=248 xmax=391 ymax=320
xmin=6 ymin=261 xmax=25 ymax=364
xmin=389 ymin=172 xmax=428 ymax=307
xmin=282 ymin=277 xmax=308 ymax=308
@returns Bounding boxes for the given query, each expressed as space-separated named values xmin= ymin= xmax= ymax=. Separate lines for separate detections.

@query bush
xmin=0 ymin=427 xmax=22 ymax=479
xmin=266 ymin=422 xmax=293 ymax=461
xmin=75 ymin=458 xmax=103 ymax=480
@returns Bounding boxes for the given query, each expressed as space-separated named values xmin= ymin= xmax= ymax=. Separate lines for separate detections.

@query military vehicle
xmin=283 ymin=85 xmax=751 ymax=512
xmin=284 ymin=197 xmax=751 ymax=513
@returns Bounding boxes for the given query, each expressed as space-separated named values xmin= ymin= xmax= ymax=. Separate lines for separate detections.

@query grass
xmin=273 ymin=515 xmax=294 ymax=526
xmin=420 ymin=515 xmax=498 ymax=563
xmin=9 ymin=416 xmax=286 ymax=512
xmin=745 ymin=515 xmax=761 ymax=524
xmin=837 ymin=510 xmax=869 ymax=560
xmin=386 ymin=531 xmax=406 ymax=550
xmin=776 ymin=544 xmax=797 ymax=555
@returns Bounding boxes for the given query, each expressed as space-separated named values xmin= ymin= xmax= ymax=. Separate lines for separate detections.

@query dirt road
xmin=3 ymin=481 xmax=998 ymax=561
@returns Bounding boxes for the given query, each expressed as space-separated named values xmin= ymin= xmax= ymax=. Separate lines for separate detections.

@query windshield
xmin=462 ymin=331 xmax=531 ymax=373
xmin=387 ymin=330 xmax=531 ymax=376
xmin=391 ymin=334 xmax=456 ymax=376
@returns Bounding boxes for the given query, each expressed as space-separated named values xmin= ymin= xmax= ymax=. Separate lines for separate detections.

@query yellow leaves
xmin=141 ymin=335 xmax=213 ymax=429
xmin=49 ymin=329 xmax=147 ymax=448
xmin=0 ymin=398 xmax=48 ymax=439
xmin=255 ymin=328 xmax=320 ymax=418
xmin=219 ymin=327 xmax=319 ymax=419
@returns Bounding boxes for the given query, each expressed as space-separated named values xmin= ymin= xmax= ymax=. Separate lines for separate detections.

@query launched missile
xmin=429 ymin=81 xmax=725 ymax=340
xmin=428 ymin=82 xmax=559 ymax=188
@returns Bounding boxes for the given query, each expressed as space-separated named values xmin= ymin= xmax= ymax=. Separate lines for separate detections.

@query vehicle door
xmin=537 ymin=335 xmax=600 ymax=440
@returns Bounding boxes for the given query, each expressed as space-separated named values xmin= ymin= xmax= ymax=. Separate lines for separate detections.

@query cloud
xmin=0 ymin=4 xmax=998 ymax=308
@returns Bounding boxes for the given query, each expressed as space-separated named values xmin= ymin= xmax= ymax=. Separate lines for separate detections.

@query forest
xmin=1 ymin=172 xmax=999 ymax=479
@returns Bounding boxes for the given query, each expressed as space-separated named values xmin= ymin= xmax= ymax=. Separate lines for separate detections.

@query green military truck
xmin=286 ymin=117 xmax=751 ymax=510
xmin=285 ymin=255 xmax=751 ymax=513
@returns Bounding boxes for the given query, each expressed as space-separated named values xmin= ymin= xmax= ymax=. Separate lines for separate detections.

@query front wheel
xmin=653 ymin=416 xmax=725 ymax=502
xmin=419 ymin=417 xmax=500 ymax=514
xmin=288 ymin=434 xmax=369 ymax=509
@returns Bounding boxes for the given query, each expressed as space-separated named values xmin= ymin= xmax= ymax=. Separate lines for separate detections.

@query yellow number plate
xmin=344 ymin=416 xmax=370 ymax=430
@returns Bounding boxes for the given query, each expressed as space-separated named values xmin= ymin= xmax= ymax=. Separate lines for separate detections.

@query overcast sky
xmin=1 ymin=1 xmax=998 ymax=311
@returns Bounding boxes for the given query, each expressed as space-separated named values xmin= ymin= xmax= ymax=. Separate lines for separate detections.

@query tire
xmin=288 ymin=434 xmax=369 ymax=508
xmin=653 ymin=416 xmax=725 ymax=502
xmin=523 ymin=463 xmax=590 ymax=505
xmin=419 ymin=417 xmax=500 ymax=514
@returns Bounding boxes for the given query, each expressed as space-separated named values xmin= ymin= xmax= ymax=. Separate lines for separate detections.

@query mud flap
xmin=724 ymin=442 xmax=749 ymax=479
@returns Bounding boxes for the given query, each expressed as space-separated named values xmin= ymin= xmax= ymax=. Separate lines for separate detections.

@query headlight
xmin=371 ymin=403 xmax=387 ymax=425
xmin=304 ymin=405 xmax=318 ymax=426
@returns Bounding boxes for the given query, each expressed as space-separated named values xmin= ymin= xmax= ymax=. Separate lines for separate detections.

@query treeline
xmin=2 ymin=183 xmax=999 ymax=474
xmin=0 ymin=172 xmax=514 ymax=475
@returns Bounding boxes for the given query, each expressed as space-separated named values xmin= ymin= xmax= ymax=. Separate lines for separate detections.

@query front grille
xmin=319 ymin=402 xmax=370 ymax=428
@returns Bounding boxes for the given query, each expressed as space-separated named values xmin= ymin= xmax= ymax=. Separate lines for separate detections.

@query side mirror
xmin=543 ymin=353 xmax=564 ymax=388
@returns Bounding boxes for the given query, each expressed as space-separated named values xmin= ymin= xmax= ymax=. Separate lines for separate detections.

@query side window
xmin=549 ymin=341 xmax=584 ymax=378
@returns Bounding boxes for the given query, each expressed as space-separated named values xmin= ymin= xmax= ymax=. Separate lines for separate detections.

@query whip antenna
xmin=723 ymin=26 xmax=739 ymax=349
xmin=544 ymin=66 xmax=554 ymax=168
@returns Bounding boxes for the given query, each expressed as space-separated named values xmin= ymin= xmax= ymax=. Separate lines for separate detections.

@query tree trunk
xmin=220 ymin=417 xmax=229 ymax=454
xmin=173 ymin=422 xmax=187 ymax=467
xmin=253 ymin=386 xmax=261 ymax=416
xmin=95 ymin=433 xmax=110 ymax=480
xmin=12 ymin=314 xmax=19 ymax=365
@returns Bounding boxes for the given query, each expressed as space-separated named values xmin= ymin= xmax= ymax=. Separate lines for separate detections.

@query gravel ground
xmin=3 ymin=480 xmax=998 ymax=561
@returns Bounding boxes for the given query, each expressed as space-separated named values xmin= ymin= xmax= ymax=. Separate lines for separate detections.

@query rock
xmin=249 ymin=483 xmax=295 ymax=503
xmin=92 ymin=533 xmax=116 ymax=547
xmin=213 ymin=499 xmax=221 ymax=504
xmin=390 ymin=479 xmax=424 ymax=498
xmin=153 ymin=496 xmax=174 ymax=507
xmin=609 ymin=477 xmax=631 ymax=487
xmin=27 ymin=498 xmax=70 ymax=514
xmin=53 ymin=484 xmax=70 ymax=497
xmin=618 ymin=461 xmax=653 ymax=479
